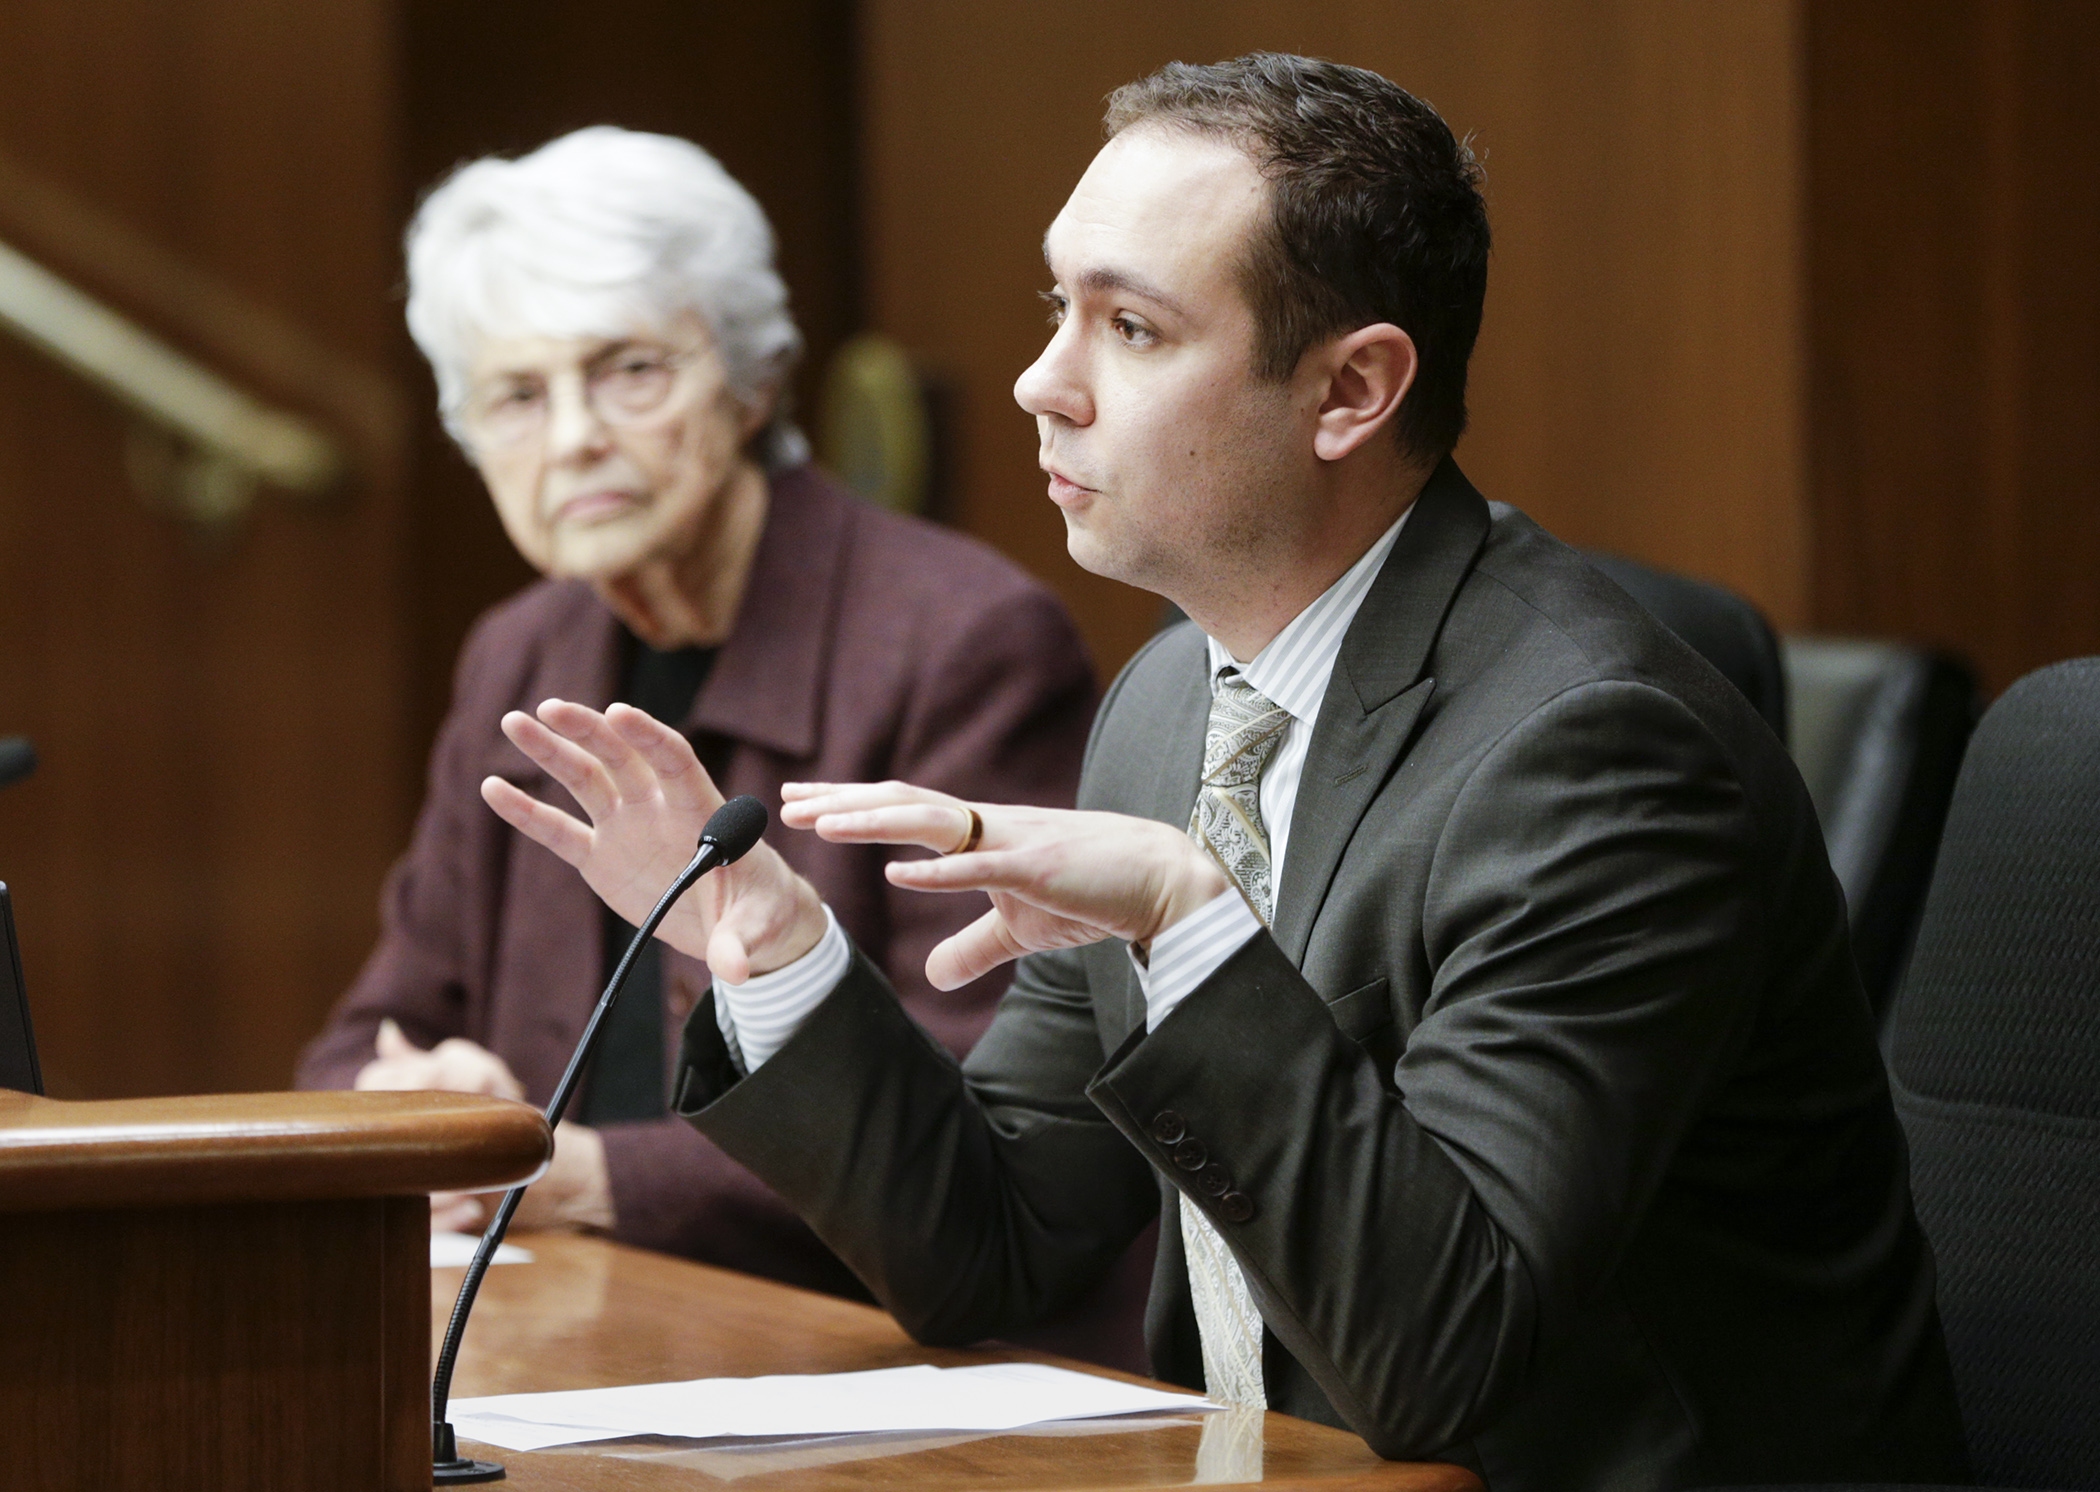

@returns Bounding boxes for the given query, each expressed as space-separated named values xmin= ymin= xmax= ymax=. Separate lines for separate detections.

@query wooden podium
xmin=0 ymin=1089 xmax=550 ymax=1492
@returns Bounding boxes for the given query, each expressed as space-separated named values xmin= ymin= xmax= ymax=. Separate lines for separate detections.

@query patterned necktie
xmin=1181 ymin=669 xmax=1291 ymax=1409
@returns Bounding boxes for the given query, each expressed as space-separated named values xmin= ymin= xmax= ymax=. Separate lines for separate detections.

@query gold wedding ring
xmin=947 ymin=806 xmax=984 ymax=856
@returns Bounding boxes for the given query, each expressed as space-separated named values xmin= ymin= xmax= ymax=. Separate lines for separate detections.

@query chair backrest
xmin=1583 ymin=551 xmax=1790 ymax=740
xmin=1785 ymin=639 xmax=1979 ymax=1022
xmin=1887 ymin=658 xmax=2100 ymax=1489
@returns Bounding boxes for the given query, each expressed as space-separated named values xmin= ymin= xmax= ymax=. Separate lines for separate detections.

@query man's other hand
xmin=354 ymin=1018 xmax=525 ymax=1100
xmin=780 ymin=781 xmax=1231 ymax=990
xmin=480 ymin=699 xmax=829 ymax=981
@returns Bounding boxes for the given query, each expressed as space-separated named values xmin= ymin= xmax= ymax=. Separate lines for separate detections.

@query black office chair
xmin=1584 ymin=551 xmax=1790 ymax=740
xmin=1783 ymin=641 xmax=1979 ymax=1023
xmin=1697 ymin=657 xmax=2100 ymax=1492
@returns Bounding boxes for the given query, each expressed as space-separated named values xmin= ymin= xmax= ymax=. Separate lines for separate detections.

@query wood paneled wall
xmin=1806 ymin=1 xmax=2100 ymax=693
xmin=0 ymin=1 xmax=859 ymax=1097
xmin=858 ymin=0 xmax=1812 ymax=676
xmin=0 ymin=0 xmax=409 ymax=1098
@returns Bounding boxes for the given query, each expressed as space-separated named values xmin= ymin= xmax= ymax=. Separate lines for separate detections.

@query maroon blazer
xmin=298 ymin=465 xmax=1096 ymax=1296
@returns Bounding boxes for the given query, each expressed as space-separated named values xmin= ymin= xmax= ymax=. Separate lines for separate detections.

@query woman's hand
xmin=780 ymin=780 xmax=1230 ymax=990
xmin=481 ymin=700 xmax=828 ymax=980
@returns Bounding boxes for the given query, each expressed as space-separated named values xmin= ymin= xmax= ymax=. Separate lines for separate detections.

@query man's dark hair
xmin=1104 ymin=53 xmax=1490 ymax=464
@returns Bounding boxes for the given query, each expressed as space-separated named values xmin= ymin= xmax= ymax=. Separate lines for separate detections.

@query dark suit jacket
xmin=678 ymin=462 xmax=1966 ymax=1491
xmin=297 ymin=464 xmax=1102 ymax=1297
xmin=1582 ymin=550 xmax=1789 ymax=743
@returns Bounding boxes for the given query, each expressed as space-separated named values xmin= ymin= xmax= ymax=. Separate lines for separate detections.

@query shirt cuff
xmin=712 ymin=905 xmax=850 ymax=1071
xmin=1130 ymin=888 xmax=1262 ymax=1032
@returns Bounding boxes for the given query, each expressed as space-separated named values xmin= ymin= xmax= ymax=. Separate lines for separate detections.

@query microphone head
xmin=699 ymin=795 xmax=768 ymax=865
xmin=0 ymin=737 xmax=35 ymax=789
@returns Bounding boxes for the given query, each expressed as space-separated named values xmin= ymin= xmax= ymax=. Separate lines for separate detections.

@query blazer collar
xmin=1270 ymin=457 xmax=1491 ymax=961
xmin=685 ymin=463 xmax=848 ymax=759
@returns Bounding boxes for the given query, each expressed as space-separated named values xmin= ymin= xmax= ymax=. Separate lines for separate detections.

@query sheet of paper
xmin=450 ymin=1361 xmax=1218 ymax=1452
xmin=430 ymin=1231 xmax=534 ymax=1268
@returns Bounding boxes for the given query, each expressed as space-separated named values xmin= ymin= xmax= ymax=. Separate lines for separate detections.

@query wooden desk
xmin=440 ymin=1233 xmax=1481 ymax=1491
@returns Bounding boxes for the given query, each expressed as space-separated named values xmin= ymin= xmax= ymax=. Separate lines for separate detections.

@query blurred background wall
xmin=0 ymin=0 xmax=2092 ymax=1099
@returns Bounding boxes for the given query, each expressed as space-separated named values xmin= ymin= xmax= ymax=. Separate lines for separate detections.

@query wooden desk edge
xmin=0 ymin=1089 xmax=550 ymax=1211
xmin=441 ymin=1234 xmax=1485 ymax=1492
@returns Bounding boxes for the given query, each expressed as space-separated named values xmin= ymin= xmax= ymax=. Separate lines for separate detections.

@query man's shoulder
xmin=1406 ymin=502 xmax=1806 ymax=854
xmin=1444 ymin=504 xmax=1766 ymax=732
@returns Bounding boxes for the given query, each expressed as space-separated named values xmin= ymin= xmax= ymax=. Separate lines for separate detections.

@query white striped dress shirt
xmin=1134 ymin=506 xmax=1409 ymax=1030
xmin=712 ymin=506 xmax=1411 ymax=1069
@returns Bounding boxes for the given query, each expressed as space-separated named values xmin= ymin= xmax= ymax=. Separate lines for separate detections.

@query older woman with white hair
xmin=296 ymin=128 xmax=1115 ymax=1338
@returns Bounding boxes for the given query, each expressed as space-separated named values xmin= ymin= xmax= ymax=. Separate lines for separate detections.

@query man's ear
xmin=1312 ymin=324 xmax=1417 ymax=462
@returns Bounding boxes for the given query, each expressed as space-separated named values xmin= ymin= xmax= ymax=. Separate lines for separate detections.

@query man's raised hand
xmin=481 ymin=700 xmax=827 ymax=980
xmin=779 ymin=781 xmax=1230 ymax=990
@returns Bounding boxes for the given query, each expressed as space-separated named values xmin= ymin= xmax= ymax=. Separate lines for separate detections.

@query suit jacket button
xmin=1172 ymin=1138 xmax=1208 ymax=1171
xmin=1196 ymin=1162 xmax=1232 ymax=1198
xmin=1218 ymin=1191 xmax=1254 ymax=1223
xmin=1151 ymin=1110 xmax=1188 ymax=1145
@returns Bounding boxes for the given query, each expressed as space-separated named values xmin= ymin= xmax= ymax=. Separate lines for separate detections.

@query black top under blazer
xmin=677 ymin=460 xmax=1967 ymax=1492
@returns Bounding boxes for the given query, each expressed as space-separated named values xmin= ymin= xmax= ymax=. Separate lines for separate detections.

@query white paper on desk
xmin=430 ymin=1231 xmax=534 ymax=1268
xmin=450 ymin=1361 xmax=1219 ymax=1451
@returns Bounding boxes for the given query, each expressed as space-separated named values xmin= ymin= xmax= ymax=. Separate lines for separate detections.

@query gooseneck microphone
xmin=431 ymin=794 xmax=770 ymax=1484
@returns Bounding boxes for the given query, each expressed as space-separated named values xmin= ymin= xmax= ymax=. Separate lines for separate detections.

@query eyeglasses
xmin=460 ymin=346 xmax=703 ymax=450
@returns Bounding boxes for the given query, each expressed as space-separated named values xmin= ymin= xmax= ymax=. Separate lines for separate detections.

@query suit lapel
xmin=1271 ymin=460 xmax=1492 ymax=963
xmin=1146 ymin=635 xmax=1211 ymax=832
xmin=1092 ymin=625 xmax=1210 ymax=1047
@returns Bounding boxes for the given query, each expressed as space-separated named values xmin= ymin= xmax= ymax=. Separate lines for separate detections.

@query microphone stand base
xmin=434 ymin=1421 xmax=506 ymax=1482
xmin=433 ymin=1456 xmax=506 ymax=1484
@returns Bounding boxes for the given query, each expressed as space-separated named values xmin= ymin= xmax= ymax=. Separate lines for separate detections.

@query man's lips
xmin=1041 ymin=466 xmax=1096 ymax=508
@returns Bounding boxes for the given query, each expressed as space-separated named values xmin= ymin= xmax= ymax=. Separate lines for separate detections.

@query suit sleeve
xmin=1085 ymin=680 xmax=1767 ymax=1458
xmin=677 ymin=936 xmax=1159 ymax=1341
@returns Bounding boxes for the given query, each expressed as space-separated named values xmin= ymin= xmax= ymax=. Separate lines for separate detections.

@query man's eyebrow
xmin=1041 ymin=241 xmax=1193 ymax=321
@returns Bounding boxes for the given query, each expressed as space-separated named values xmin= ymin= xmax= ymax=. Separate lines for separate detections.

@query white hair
xmin=405 ymin=125 xmax=807 ymax=465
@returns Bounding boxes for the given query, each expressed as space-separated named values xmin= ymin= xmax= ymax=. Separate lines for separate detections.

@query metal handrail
xmin=0 ymin=236 xmax=343 ymax=523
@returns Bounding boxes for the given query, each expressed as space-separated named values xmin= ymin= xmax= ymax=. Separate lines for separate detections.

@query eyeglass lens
xmin=468 ymin=351 xmax=685 ymax=446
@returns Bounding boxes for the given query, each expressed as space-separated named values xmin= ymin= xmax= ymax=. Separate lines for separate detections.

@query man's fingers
xmin=706 ymin=921 xmax=753 ymax=986
xmin=607 ymin=704 xmax=723 ymax=815
xmin=925 ymin=908 xmax=1030 ymax=991
xmin=810 ymin=802 xmax=981 ymax=852
xmin=537 ymin=699 xmax=659 ymax=805
xmin=885 ymin=847 xmax=1037 ymax=893
xmin=779 ymin=780 xmax=959 ymax=830
xmin=500 ymin=710 xmax=619 ymax=822
xmin=481 ymin=776 xmax=595 ymax=866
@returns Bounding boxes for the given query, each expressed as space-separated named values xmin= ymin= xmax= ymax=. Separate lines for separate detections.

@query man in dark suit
xmin=481 ymin=55 xmax=1966 ymax=1491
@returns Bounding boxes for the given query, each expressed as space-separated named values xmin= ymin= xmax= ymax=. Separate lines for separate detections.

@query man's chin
xmin=1062 ymin=517 xmax=1173 ymax=599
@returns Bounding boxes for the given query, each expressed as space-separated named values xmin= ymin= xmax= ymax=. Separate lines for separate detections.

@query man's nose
xmin=1013 ymin=327 xmax=1091 ymax=427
